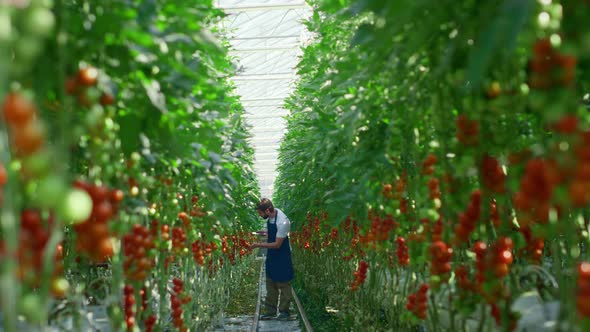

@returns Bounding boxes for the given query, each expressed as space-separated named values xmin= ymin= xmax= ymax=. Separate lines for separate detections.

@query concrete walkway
xmin=211 ymin=257 xmax=303 ymax=332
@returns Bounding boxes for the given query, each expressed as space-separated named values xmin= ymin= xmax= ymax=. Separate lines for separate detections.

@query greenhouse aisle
xmin=210 ymin=256 xmax=302 ymax=332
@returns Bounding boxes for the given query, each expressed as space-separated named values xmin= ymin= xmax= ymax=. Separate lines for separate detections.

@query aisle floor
xmin=211 ymin=257 xmax=302 ymax=332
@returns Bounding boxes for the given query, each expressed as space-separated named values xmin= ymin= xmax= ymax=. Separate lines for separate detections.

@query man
xmin=250 ymin=198 xmax=294 ymax=320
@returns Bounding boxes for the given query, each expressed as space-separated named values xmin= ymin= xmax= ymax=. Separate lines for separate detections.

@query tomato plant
xmin=1 ymin=1 xmax=261 ymax=331
xmin=278 ymin=0 xmax=590 ymax=331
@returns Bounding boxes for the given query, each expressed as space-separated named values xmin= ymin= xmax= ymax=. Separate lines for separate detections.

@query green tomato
xmin=35 ymin=175 xmax=67 ymax=209
xmin=85 ymin=105 xmax=105 ymax=129
xmin=19 ymin=293 xmax=44 ymax=324
xmin=15 ymin=35 xmax=42 ymax=62
xmin=58 ymin=188 xmax=93 ymax=224
xmin=0 ymin=11 xmax=13 ymax=44
xmin=429 ymin=275 xmax=441 ymax=289
xmin=51 ymin=277 xmax=69 ymax=297
xmin=22 ymin=150 xmax=52 ymax=178
xmin=23 ymin=7 xmax=55 ymax=38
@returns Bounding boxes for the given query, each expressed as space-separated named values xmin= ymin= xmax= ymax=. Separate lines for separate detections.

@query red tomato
xmin=0 ymin=163 xmax=7 ymax=186
xmin=579 ymin=262 xmax=590 ymax=278
xmin=1 ymin=93 xmax=36 ymax=126
xmin=111 ymin=189 xmax=124 ymax=203
xmin=99 ymin=93 xmax=115 ymax=106
xmin=12 ymin=120 xmax=45 ymax=155
xmin=77 ymin=67 xmax=99 ymax=86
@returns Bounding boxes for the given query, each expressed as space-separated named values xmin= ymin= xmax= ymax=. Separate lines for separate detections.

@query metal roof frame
xmin=221 ymin=3 xmax=307 ymax=13
xmin=217 ymin=0 xmax=311 ymax=197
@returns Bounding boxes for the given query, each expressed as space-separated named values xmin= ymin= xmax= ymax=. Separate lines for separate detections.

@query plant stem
xmin=476 ymin=302 xmax=487 ymax=332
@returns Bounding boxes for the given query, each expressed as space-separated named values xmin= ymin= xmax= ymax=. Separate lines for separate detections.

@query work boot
xmin=277 ymin=311 xmax=290 ymax=321
xmin=259 ymin=312 xmax=276 ymax=320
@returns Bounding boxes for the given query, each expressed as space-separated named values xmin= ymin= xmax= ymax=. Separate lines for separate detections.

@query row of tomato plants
xmin=0 ymin=1 xmax=261 ymax=331
xmin=277 ymin=0 xmax=589 ymax=331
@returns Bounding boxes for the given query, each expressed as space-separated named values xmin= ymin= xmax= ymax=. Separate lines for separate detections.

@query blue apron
xmin=266 ymin=213 xmax=294 ymax=282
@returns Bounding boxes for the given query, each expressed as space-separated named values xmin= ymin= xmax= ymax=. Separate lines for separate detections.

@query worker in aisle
xmin=249 ymin=198 xmax=295 ymax=321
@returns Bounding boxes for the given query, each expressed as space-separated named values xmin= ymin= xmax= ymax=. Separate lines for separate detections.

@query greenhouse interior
xmin=0 ymin=0 xmax=589 ymax=331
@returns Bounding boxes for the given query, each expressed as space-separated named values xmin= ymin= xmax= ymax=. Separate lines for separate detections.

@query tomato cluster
xmin=123 ymin=284 xmax=136 ymax=332
xmin=456 ymin=114 xmax=479 ymax=146
xmin=171 ymin=278 xmax=190 ymax=332
xmin=192 ymin=240 xmax=206 ymax=266
xmin=359 ymin=212 xmax=396 ymax=245
xmin=2 ymin=92 xmax=46 ymax=156
xmin=490 ymin=200 xmax=501 ymax=228
xmin=488 ymin=237 xmax=514 ymax=279
xmin=0 ymin=162 xmax=6 ymax=191
xmin=406 ymin=284 xmax=429 ymax=319
xmin=382 ymin=183 xmax=393 ymax=198
xmin=519 ymin=226 xmax=545 ymax=263
xmin=188 ymin=196 xmax=205 ymax=218
xmin=428 ymin=240 xmax=452 ymax=284
xmin=226 ymin=234 xmax=255 ymax=264
xmin=65 ymin=66 xmax=115 ymax=108
xmin=292 ymin=214 xmax=323 ymax=254
xmin=427 ymin=177 xmax=441 ymax=200
xmin=150 ymin=220 xmax=171 ymax=244
xmin=431 ymin=218 xmax=444 ymax=242
xmin=393 ymin=174 xmax=409 ymax=214
xmin=474 ymin=237 xmax=514 ymax=302
xmin=14 ymin=210 xmax=64 ymax=295
xmin=144 ymin=314 xmax=156 ymax=332
xmin=72 ymin=181 xmax=122 ymax=263
xmin=453 ymin=189 xmax=481 ymax=245
xmin=422 ymin=153 xmax=437 ymax=175
xmin=178 ymin=212 xmax=192 ymax=231
xmin=350 ymin=260 xmax=368 ymax=291
xmin=396 ymin=237 xmax=410 ymax=266
xmin=553 ymin=114 xmax=579 ymax=134
xmin=455 ymin=265 xmax=474 ymax=292
xmin=480 ymin=155 xmax=506 ymax=193
xmin=140 ymin=287 xmax=148 ymax=314
xmin=171 ymin=227 xmax=186 ymax=254
xmin=123 ymin=224 xmax=155 ymax=282
xmin=528 ymin=38 xmax=576 ymax=89
xmin=237 ymin=237 xmax=251 ymax=258
xmin=473 ymin=241 xmax=488 ymax=287
xmin=513 ymin=159 xmax=558 ymax=225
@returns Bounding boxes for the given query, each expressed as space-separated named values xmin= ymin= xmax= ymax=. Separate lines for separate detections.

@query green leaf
xmin=118 ymin=113 xmax=142 ymax=155
xmin=465 ymin=0 xmax=534 ymax=90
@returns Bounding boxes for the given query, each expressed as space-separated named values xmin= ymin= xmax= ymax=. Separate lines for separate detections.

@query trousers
xmin=264 ymin=277 xmax=292 ymax=314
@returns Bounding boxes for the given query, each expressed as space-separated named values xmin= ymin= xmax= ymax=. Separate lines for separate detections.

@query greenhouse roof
xmin=217 ymin=0 xmax=311 ymax=199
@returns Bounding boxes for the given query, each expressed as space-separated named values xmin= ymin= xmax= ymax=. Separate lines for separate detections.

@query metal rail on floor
xmin=251 ymin=259 xmax=264 ymax=332
xmin=291 ymin=286 xmax=313 ymax=332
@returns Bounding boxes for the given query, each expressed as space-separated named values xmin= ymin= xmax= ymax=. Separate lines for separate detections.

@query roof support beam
xmin=230 ymin=34 xmax=301 ymax=41
xmin=236 ymin=72 xmax=293 ymax=77
xmin=234 ymin=73 xmax=294 ymax=81
xmin=231 ymin=46 xmax=300 ymax=53
xmin=221 ymin=3 xmax=307 ymax=13
xmin=244 ymin=104 xmax=285 ymax=108
xmin=245 ymin=114 xmax=289 ymax=121
xmin=241 ymin=97 xmax=286 ymax=102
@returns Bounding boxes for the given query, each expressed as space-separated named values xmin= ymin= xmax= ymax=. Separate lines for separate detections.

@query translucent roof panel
xmin=217 ymin=0 xmax=311 ymax=199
